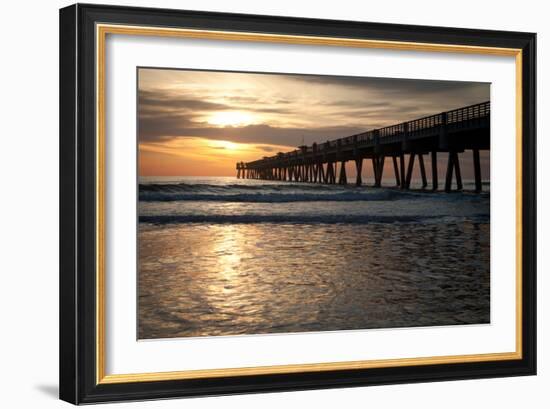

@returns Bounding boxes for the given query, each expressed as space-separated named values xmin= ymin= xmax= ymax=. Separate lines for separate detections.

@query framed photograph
xmin=59 ymin=3 xmax=536 ymax=404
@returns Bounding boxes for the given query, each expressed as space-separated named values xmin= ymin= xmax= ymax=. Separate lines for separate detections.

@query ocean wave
xmin=140 ymin=182 xmax=362 ymax=192
xmin=137 ymin=182 xmax=437 ymax=203
xmin=139 ymin=191 xmax=404 ymax=203
xmin=139 ymin=182 xmax=489 ymax=203
xmin=139 ymin=214 xmax=489 ymax=225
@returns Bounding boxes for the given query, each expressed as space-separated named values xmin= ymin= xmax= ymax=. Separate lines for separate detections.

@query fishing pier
xmin=236 ymin=101 xmax=490 ymax=192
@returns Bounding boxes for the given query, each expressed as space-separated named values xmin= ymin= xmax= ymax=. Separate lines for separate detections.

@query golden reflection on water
xmin=211 ymin=225 xmax=243 ymax=294
xmin=138 ymin=221 xmax=490 ymax=339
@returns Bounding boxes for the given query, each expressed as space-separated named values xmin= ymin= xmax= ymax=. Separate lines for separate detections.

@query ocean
xmin=138 ymin=176 xmax=490 ymax=339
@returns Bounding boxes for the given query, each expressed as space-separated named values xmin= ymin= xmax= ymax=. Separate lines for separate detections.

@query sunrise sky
xmin=138 ymin=68 xmax=490 ymax=178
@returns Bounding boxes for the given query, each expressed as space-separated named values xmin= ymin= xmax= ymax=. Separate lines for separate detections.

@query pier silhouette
xmin=236 ymin=101 xmax=489 ymax=192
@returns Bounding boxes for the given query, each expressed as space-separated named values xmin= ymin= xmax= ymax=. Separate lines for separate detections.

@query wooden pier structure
xmin=236 ymin=101 xmax=489 ymax=192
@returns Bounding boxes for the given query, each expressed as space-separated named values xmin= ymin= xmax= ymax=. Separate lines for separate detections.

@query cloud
xmin=292 ymin=74 xmax=488 ymax=94
xmin=256 ymin=145 xmax=280 ymax=153
xmin=224 ymin=95 xmax=262 ymax=104
xmin=138 ymin=69 xmax=490 ymax=149
xmin=138 ymin=90 xmax=232 ymax=112
xmin=139 ymin=121 xmax=366 ymax=147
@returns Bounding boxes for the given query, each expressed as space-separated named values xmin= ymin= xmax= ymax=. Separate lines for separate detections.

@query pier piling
xmin=355 ymin=158 xmax=363 ymax=186
xmin=399 ymin=154 xmax=406 ymax=190
xmin=405 ymin=153 xmax=415 ymax=189
xmin=392 ymin=156 xmax=400 ymax=187
xmin=419 ymin=154 xmax=428 ymax=189
xmin=431 ymin=151 xmax=438 ymax=191
xmin=473 ymin=149 xmax=482 ymax=192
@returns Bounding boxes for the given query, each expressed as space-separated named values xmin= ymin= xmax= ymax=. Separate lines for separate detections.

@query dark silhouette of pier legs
xmin=379 ymin=156 xmax=386 ymax=185
xmin=244 ymin=148 xmax=482 ymax=192
xmin=445 ymin=151 xmax=463 ymax=192
xmin=314 ymin=164 xmax=319 ymax=183
xmin=399 ymin=154 xmax=406 ymax=189
xmin=355 ymin=158 xmax=363 ymax=186
xmin=431 ymin=151 xmax=438 ymax=191
xmin=454 ymin=154 xmax=463 ymax=191
xmin=405 ymin=153 xmax=415 ymax=189
xmin=376 ymin=156 xmax=385 ymax=187
xmin=371 ymin=156 xmax=384 ymax=187
xmin=392 ymin=156 xmax=400 ymax=186
xmin=473 ymin=149 xmax=482 ymax=192
xmin=321 ymin=163 xmax=328 ymax=184
xmin=418 ymin=154 xmax=428 ymax=189
xmin=338 ymin=161 xmax=347 ymax=185
xmin=313 ymin=164 xmax=318 ymax=183
xmin=372 ymin=156 xmax=380 ymax=187
xmin=326 ymin=162 xmax=336 ymax=184
xmin=445 ymin=154 xmax=453 ymax=192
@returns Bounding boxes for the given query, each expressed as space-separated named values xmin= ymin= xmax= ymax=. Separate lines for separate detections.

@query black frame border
xmin=59 ymin=3 xmax=536 ymax=404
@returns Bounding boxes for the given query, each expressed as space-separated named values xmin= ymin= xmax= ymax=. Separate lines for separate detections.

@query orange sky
xmin=140 ymin=137 xmax=292 ymax=176
xmin=138 ymin=68 xmax=490 ymax=177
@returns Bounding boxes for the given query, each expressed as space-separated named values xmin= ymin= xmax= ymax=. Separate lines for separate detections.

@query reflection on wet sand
xmin=138 ymin=221 xmax=489 ymax=339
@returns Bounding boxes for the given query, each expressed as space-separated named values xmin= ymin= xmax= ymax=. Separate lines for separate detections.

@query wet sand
xmin=138 ymin=220 xmax=489 ymax=339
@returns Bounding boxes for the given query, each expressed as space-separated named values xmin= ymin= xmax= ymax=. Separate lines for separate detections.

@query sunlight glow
xmin=208 ymin=111 xmax=254 ymax=127
xmin=209 ymin=140 xmax=242 ymax=151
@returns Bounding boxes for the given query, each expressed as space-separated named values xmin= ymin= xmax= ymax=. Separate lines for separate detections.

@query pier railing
xmin=245 ymin=101 xmax=489 ymax=165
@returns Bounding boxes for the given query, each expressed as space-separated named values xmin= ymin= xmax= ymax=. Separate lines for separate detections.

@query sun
xmin=208 ymin=111 xmax=254 ymax=127
xmin=209 ymin=140 xmax=241 ymax=151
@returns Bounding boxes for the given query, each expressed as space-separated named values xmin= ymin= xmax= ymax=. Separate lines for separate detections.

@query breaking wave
xmin=139 ymin=183 xmax=434 ymax=203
